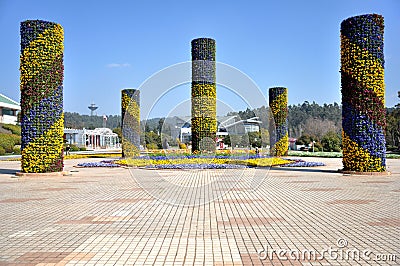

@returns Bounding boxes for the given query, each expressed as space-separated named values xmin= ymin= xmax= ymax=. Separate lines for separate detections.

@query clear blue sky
xmin=0 ymin=0 xmax=399 ymax=118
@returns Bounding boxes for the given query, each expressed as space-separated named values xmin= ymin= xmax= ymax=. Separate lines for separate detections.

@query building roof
xmin=0 ymin=93 xmax=20 ymax=110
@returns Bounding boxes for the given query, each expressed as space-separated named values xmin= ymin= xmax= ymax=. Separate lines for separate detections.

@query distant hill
xmin=63 ymin=112 xmax=161 ymax=132
xmin=65 ymin=102 xmax=343 ymax=137
xmin=63 ymin=100 xmax=399 ymax=149
xmin=227 ymin=101 xmax=342 ymax=138
xmin=64 ymin=112 xmax=121 ymax=129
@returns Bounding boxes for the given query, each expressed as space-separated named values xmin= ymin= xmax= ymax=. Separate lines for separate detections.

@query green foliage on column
xmin=20 ymin=20 xmax=64 ymax=173
xmin=191 ymin=38 xmax=216 ymax=153
xmin=341 ymin=14 xmax=386 ymax=172
xmin=121 ymin=89 xmax=140 ymax=157
xmin=269 ymin=87 xmax=288 ymax=156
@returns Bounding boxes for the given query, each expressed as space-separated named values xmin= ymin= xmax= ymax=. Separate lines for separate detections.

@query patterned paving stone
xmin=31 ymin=187 xmax=76 ymax=191
xmin=0 ymin=157 xmax=398 ymax=265
xmin=326 ymin=199 xmax=378 ymax=204
xmin=367 ymin=218 xmax=400 ymax=227
xmin=0 ymin=198 xmax=47 ymax=203
xmin=301 ymin=188 xmax=342 ymax=192
xmin=362 ymin=181 xmax=394 ymax=184
xmin=286 ymin=180 xmax=319 ymax=184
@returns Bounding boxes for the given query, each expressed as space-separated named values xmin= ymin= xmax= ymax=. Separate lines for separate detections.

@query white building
xmin=64 ymin=128 xmax=120 ymax=150
xmin=163 ymin=115 xmax=262 ymax=146
xmin=218 ymin=116 xmax=262 ymax=135
xmin=0 ymin=93 xmax=20 ymax=125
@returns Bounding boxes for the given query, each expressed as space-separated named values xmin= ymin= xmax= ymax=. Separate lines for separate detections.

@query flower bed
xmin=288 ymin=151 xmax=343 ymax=158
xmin=65 ymin=153 xmax=122 ymax=159
xmin=20 ymin=20 xmax=64 ymax=173
xmin=144 ymin=164 xmax=246 ymax=170
xmin=281 ymin=160 xmax=325 ymax=167
xmin=115 ymin=155 xmax=291 ymax=168
xmin=74 ymin=152 xmax=330 ymax=169
xmin=77 ymin=160 xmax=120 ymax=168
xmin=340 ymin=14 xmax=386 ymax=172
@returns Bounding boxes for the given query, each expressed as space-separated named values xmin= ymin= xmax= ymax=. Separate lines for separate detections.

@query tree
xmin=296 ymin=134 xmax=315 ymax=146
xmin=222 ymin=134 xmax=231 ymax=147
xmin=260 ymin=128 xmax=270 ymax=147
xmin=64 ymin=112 xmax=121 ymax=129
xmin=397 ymin=91 xmax=400 ymax=108
xmin=238 ymin=108 xmax=256 ymax=120
xmin=248 ymin=131 xmax=262 ymax=148
xmin=302 ymin=117 xmax=339 ymax=142
xmin=321 ymin=131 xmax=342 ymax=152
xmin=157 ymin=118 xmax=165 ymax=135
xmin=145 ymin=131 xmax=161 ymax=149
xmin=287 ymin=102 xmax=341 ymax=138
xmin=112 ymin=127 xmax=122 ymax=140
xmin=228 ymin=135 xmax=243 ymax=148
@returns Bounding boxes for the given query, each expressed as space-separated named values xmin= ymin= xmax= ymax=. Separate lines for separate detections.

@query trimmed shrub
xmin=0 ymin=133 xmax=18 ymax=153
xmin=2 ymin=124 xmax=21 ymax=135
xmin=179 ymin=143 xmax=187 ymax=149
xmin=0 ymin=146 xmax=5 ymax=156
xmin=146 ymin=143 xmax=158 ymax=150
xmin=13 ymin=147 xmax=21 ymax=155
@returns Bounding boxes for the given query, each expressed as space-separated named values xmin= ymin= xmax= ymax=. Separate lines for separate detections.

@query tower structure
xmin=20 ymin=20 xmax=64 ymax=173
xmin=340 ymin=14 xmax=386 ymax=172
xmin=191 ymin=38 xmax=217 ymax=153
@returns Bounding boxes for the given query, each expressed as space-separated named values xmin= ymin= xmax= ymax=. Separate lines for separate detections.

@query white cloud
xmin=106 ymin=63 xmax=131 ymax=68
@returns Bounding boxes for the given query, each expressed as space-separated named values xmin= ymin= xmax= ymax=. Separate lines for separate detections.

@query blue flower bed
xmin=281 ymin=160 xmax=325 ymax=167
xmin=77 ymin=161 xmax=120 ymax=168
xmin=140 ymin=154 xmax=268 ymax=160
xmin=144 ymin=164 xmax=248 ymax=169
xmin=76 ymin=158 xmax=326 ymax=169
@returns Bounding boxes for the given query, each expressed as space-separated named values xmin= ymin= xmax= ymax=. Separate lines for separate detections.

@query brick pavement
xmin=0 ymin=157 xmax=398 ymax=265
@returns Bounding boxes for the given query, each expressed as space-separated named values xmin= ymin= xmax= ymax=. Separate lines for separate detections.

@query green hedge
xmin=13 ymin=147 xmax=21 ymax=155
xmin=64 ymin=144 xmax=80 ymax=152
xmin=0 ymin=146 xmax=5 ymax=156
xmin=1 ymin=124 xmax=21 ymax=135
xmin=0 ymin=133 xmax=21 ymax=153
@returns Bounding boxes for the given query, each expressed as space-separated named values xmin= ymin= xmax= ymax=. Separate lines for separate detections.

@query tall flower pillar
xmin=191 ymin=38 xmax=217 ymax=153
xmin=341 ymin=14 xmax=386 ymax=172
xmin=20 ymin=20 xmax=64 ymax=173
xmin=121 ymin=89 xmax=140 ymax=157
xmin=269 ymin=87 xmax=288 ymax=156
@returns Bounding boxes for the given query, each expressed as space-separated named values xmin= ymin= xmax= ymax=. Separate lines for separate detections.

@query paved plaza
xmin=0 ymin=157 xmax=399 ymax=265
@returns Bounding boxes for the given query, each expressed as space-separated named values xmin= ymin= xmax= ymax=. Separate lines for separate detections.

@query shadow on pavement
xmin=0 ymin=168 xmax=19 ymax=175
xmin=270 ymin=167 xmax=340 ymax=174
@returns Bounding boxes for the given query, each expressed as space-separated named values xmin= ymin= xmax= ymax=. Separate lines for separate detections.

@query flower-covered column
xmin=341 ymin=14 xmax=386 ymax=172
xmin=121 ymin=89 xmax=140 ymax=157
xmin=20 ymin=20 xmax=64 ymax=173
xmin=191 ymin=38 xmax=217 ymax=153
xmin=269 ymin=87 xmax=288 ymax=156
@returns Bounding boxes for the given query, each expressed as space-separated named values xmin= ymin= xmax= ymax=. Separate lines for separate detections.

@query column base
xmin=15 ymin=171 xmax=70 ymax=177
xmin=339 ymin=170 xmax=391 ymax=176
